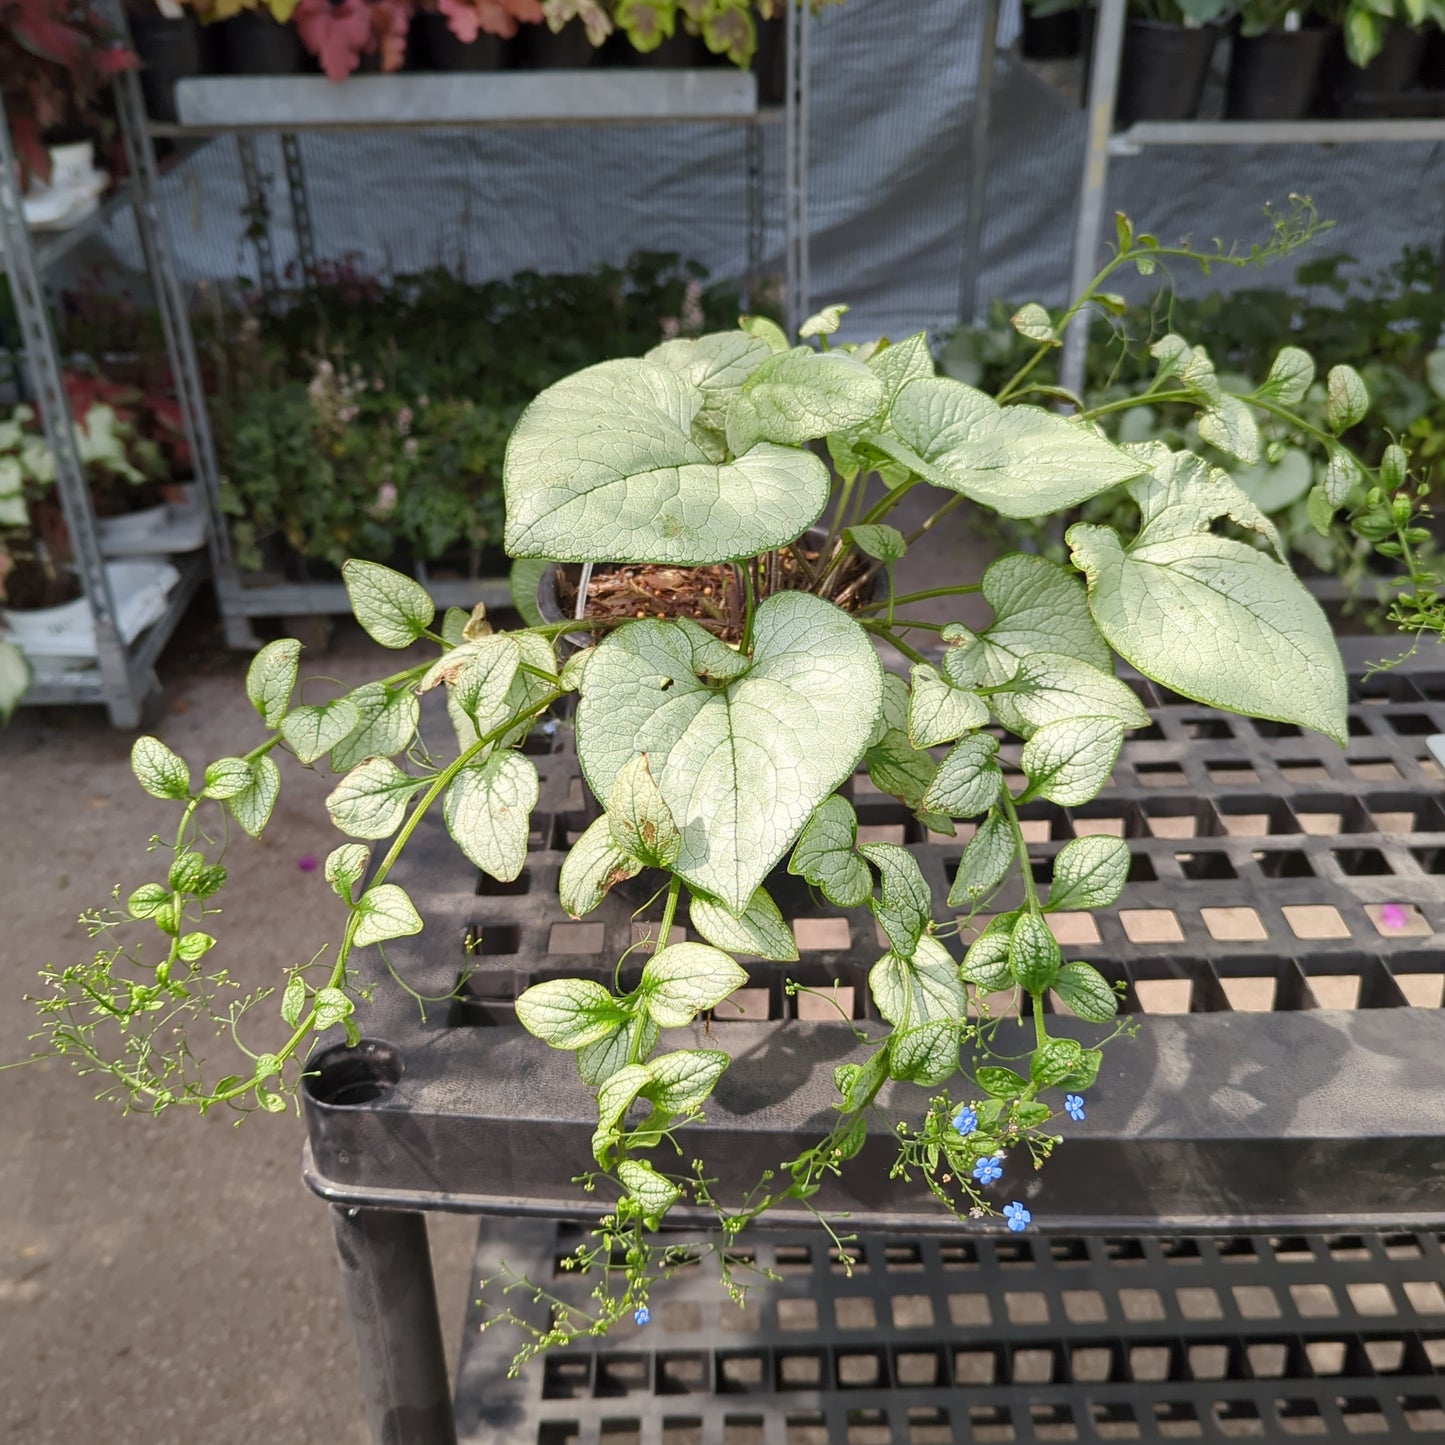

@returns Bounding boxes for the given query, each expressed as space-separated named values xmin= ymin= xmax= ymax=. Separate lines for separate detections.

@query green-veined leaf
xmin=444 ymin=752 xmax=540 ymax=882
xmin=607 ymin=753 xmax=681 ymax=868
xmin=1054 ymin=961 xmax=1118 ymax=1022
xmin=889 ymin=376 xmax=1144 ymax=518
xmin=789 ymin=794 xmax=872 ymax=908
xmin=1020 ymin=717 xmax=1125 ymax=806
xmin=131 ymin=736 xmax=190 ymax=800
xmin=689 ymin=887 xmax=797 ymax=961
xmin=342 ymin=560 xmax=435 ymax=648
xmin=246 ymin=638 xmax=301 ymax=728
xmin=860 ymin=842 xmax=932 ymax=959
xmin=1046 ymin=834 xmax=1130 ymax=911
xmin=280 ymin=697 xmax=361 ymax=766
xmin=947 ymin=811 xmax=1014 ymax=907
xmin=327 ymin=757 xmax=426 ymax=840
xmin=516 ymin=977 xmax=628 ymax=1049
xmin=1008 ymin=913 xmax=1061 ymax=992
xmin=907 ymin=662 xmax=988 ymax=748
xmin=640 ymin=942 xmax=748 ymax=1027
xmin=227 ymin=755 xmax=281 ymax=838
xmin=725 ymin=346 xmax=884 ymax=456
xmin=1325 ymin=364 xmax=1368 ymax=433
xmin=504 ymin=358 xmax=831 ymax=564
xmin=330 ymin=682 xmax=420 ymax=771
xmin=642 ymin=1048 xmax=731 ymax=1113
xmin=922 ymin=732 xmax=1002 ymax=819
xmin=577 ymin=591 xmax=882 ymax=911
xmin=1068 ymin=522 xmax=1346 ymax=744
xmin=352 ymin=882 xmax=423 ymax=948
xmin=559 ymin=814 xmax=644 ymax=917
xmin=324 ymin=843 xmax=370 ymax=901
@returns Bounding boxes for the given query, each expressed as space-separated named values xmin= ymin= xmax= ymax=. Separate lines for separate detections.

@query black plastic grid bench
xmin=300 ymin=636 xmax=1445 ymax=1444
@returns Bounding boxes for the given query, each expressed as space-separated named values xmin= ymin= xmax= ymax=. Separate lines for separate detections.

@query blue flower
xmin=972 ymin=1155 xmax=1003 ymax=1185
xmin=1004 ymin=1202 xmax=1032 ymax=1232
xmin=952 ymin=1105 xmax=978 ymax=1136
xmin=1065 ymin=1094 xmax=1086 ymax=1122
xmin=634 ymin=1306 xmax=650 ymax=1326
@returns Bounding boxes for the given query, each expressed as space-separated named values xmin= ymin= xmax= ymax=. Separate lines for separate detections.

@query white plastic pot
xmin=0 ymin=561 xmax=180 ymax=659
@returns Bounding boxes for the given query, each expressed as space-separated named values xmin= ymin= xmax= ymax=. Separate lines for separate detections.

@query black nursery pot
xmin=1226 ymin=25 xmax=1333 ymax=120
xmin=601 ymin=28 xmax=714 ymax=68
xmin=1115 ymin=17 xmax=1224 ymax=125
xmin=518 ymin=20 xmax=596 ymax=68
xmin=128 ymin=13 xmax=219 ymax=120
xmin=1324 ymin=23 xmax=1427 ymax=114
xmin=417 ymin=11 xmax=503 ymax=70
xmin=1022 ymin=7 xmax=1082 ymax=60
xmin=219 ymin=10 xmax=308 ymax=74
xmin=753 ymin=14 xmax=786 ymax=105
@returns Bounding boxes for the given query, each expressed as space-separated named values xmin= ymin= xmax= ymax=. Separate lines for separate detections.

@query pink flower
xmin=395 ymin=406 xmax=413 ymax=435
xmin=372 ymin=482 xmax=399 ymax=514
xmin=1380 ymin=902 xmax=1409 ymax=931
xmin=294 ymin=0 xmax=374 ymax=82
xmin=297 ymin=854 xmax=319 ymax=872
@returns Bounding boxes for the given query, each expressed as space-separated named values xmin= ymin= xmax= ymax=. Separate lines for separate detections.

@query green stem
xmin=822 ymin=471 xmax=856 ymax=570
xmin=863 ymin=582 xmax=982 ymax=610
xmin=212 ymin=690 xmax=565 ymax=1105
xmin=655 ymin=875 xmax=682 ymax=955
xmin=740 ymin=564 xmax=758 ymax=653
xmin=999 ymin=788 xmax=1041 ymax=914
xmin=156 ymin=798 xmax=203 ymax=987
xmin=1079 ymin=388 xmax=1198 ymax=421
xmin=905 ymin=493 xmax=965 ymax=546
xmin=859 ymin=621 xmax=929 ymax=665
xmin=1243 ymin=391 xmax=1376 ymax=480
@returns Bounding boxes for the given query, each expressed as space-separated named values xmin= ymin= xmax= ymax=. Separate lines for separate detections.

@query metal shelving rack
xmin=134 ymin=22 xmax=813 ymax=647
xmin=0 ymin=44 xmax=230 ymax=726
xmin=1057 ymin=0 xmax=1445 ymax=397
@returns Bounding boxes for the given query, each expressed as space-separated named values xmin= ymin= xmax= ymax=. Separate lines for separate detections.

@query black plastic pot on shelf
xmin=416 ymin=11 xmax=503 ymax=71
xmin=1322 ymin=23 xmax=1427 ymax=114
xmin=753 ymin=14 xmax=786 ymax=105
xmin=1114 ymin=16 xmax=1225 ymax=125
xmin=1022 ymin=5 xmax=1082 ymax=60
xmin=128 ymin=13 xmax=219 ymax=122
xmin=518 ymin=19 xmax=596 ymax=68
xmin=218 ymin=10 xmax=308 ymax=74
xmin=1226 ymin=24 xmax=1334 ymax=120
xmin=602 ymin=28 xmax=715 ymax=68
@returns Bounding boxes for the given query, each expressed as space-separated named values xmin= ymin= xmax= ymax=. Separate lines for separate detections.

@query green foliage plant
xmin=21 ymin=201 xmax=1441 ymax=1369
xmin=212 ymin=254 xmax=754 ymax=571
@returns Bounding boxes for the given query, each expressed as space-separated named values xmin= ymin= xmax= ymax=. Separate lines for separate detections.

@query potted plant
xmin=125 ymin=0 xmax=221 ymax=121
xmin=1319 ymin=0 xmax=1438 ymax=111
xmin=208 ymin=0 xmax=309 ymax=74
xmin=1021 ymin=0 xmax=1082 ymax=60
xmin=0 ymin=0 xmax=136 ymax=190
xmin=1227 ymin=0 xmax=1336 ymax=117
xmin=1111 ymin=0 xmax=1232 ymax=124
xmin=23 ymin=204 xmax=1443 ymax=1365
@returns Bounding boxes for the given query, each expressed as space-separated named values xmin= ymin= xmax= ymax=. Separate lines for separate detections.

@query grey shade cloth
xmin=94 ymin=0 xmax=1445 ymax=338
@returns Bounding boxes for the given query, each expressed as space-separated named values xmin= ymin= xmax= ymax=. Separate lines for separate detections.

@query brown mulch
xmin=556 ymin=541 xmax=873 ymax=644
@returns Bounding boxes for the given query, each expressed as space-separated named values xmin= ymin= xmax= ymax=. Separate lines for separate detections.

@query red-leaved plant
xmin=1 ymin=0 xmax=136 ymax=183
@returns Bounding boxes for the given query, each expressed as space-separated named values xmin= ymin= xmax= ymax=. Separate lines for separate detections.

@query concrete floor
xmin=0 ymin=612 xmax=484 ymax=1445
xmin=0 ymin=498 xmax=993 ymax=1444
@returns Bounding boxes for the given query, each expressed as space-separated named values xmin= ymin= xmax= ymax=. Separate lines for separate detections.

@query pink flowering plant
xmin=24 ymin=204 xmax=1444 ymax=1366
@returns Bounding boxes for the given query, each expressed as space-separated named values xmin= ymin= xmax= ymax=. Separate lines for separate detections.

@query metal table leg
xmin=330 ymin=1205 xmax=458 ymax=1445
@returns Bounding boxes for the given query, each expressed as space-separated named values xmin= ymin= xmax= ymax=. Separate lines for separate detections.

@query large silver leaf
xmin=576 ymin=592 xmax=883 ymax=911
xmin=503 ymin=357 xmax=830 ymax=564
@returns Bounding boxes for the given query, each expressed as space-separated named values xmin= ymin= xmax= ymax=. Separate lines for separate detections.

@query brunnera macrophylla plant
xmin=23 ymin=203 xmax=1438 ymax=1367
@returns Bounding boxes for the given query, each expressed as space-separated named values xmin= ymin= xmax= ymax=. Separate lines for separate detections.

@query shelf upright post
xmin=783 ymin=0 xmax=811 ymax=336
xmin=958 ymin=0 xmax=1000 ymax=326
xmin=0 ymin=94 xmax=139 ymax=725
xmin=1059 ymin=0 xmax=1126 ymax=401
xmin=281 ymin=133 xmax=319 ymax=291
xmin=237 ymin=134 xmax=282 ymax=307
xmin=108 ymin=27 xmax=242 ymax=653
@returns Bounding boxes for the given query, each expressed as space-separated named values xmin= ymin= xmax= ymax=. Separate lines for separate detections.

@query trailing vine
xmin=13 ymin=201 xmax=1436 ymax=1374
